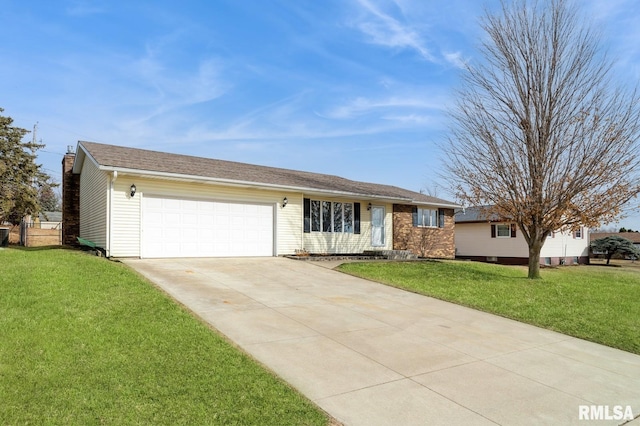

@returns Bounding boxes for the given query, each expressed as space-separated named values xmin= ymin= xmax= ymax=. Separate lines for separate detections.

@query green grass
xmin=0 ymin=247 xmax=328 ymax=425
xmin=338 ymin=260 xmax=640 ymax=355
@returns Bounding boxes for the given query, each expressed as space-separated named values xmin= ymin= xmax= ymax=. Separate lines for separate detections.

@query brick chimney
xmin=62 ymin=146 xmax=80 ymax=246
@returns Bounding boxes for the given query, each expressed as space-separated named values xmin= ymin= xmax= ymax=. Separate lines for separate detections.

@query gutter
xmin=106 ymin=170 xmax=117 ymax=258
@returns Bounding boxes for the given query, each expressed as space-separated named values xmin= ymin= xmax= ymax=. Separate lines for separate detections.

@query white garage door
xmin=142 ymin=196 xmax=274 ymax=258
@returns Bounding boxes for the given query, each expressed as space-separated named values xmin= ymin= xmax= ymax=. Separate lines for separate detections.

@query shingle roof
xmin=590 ymin=232 xmax=640 ymax=243
xmin=77 ymin=141 xmax=458 ymax=207
xmin=454 ymin=206 xmax=502 ymax=223
xmin=39 ymin=211 xmax=62 ymax=222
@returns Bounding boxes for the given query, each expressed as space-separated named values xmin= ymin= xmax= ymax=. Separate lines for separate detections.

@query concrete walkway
xmin=123 ymin=257 xmax=640 ymax=426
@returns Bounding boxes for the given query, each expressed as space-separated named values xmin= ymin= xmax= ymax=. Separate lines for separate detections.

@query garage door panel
xmin=145 ymin=197 xmax=163 ymax=209
xmin=142 ymin=196 xmax=274 ymax=258
xmin=164 ymin=198 xmax=182 ymax=210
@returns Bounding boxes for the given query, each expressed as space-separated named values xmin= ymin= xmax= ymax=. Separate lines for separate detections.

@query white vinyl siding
xmin=455 ymin=222 xmax=590 ymax=259
xmin=79 ymin=159 xmax=108 ymax=248
xmin=108 ymin=177 xmax=301 ymax=258
xmin=540 ymin=229 xmax=590 ymax=259
xmin=110 ymin=179 xmax=141 ymax=257
xmin=455 ymin=222 xmax=527 ymax=258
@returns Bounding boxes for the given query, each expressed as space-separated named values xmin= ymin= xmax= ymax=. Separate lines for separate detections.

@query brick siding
xmin=62 ymin=153 xmax=80 ymax=246
xmin=392 ymin=205 xmax=455 ymax=258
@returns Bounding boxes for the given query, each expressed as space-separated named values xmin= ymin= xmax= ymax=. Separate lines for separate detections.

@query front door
xmin=371 ymin=206 xmax=385 ymax=247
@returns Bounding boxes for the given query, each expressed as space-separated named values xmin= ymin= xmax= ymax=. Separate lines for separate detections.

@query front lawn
xmin=0 ymin=247 xmax=329 ymax=425
xmin=338 ymin=260 xmax=640 ymax=355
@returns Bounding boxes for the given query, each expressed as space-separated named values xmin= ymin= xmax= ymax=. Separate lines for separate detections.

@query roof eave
xmin=98 ymin=165 xmax=426 ymax=203
xmin=413 ymin=200 xmax=463 ymax=209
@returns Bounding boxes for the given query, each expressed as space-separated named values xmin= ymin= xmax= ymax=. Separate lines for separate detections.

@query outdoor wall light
xmin=282 ymin=197 xmax=288 ymax=208
xmin=130 ymin=184 xmax=137 ymax=198
xmin=367 ymin=202 xmax=372 ymax=211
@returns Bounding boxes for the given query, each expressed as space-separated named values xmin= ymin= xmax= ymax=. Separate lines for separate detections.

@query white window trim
xmin=496 ymin=224 xmax=512 ymax=238
xmin=310 ymin=199 xmax=354 ymax=234
xmin=416 ymin=208 xmax=439 ymax=228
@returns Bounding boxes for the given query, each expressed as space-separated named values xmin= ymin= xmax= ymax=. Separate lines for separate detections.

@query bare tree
xmin=445 ymin=0 xmax=640 ymax=279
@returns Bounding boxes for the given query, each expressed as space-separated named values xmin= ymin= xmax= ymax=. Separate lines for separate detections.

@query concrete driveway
xmin=123 ymin=257 xmax=640 ymax=426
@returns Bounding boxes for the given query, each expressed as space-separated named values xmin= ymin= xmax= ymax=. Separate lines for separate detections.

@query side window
xmin=492 ymin=224 xmax=516 ymax=238
xmin=414 ymin=208 xmax=440 ymax=227
xmin=333 ymin=202 xmax=343 ymax=232
xmin=344 ymin=203 xmax=353 ymax=233
xmin=307 ymin=200 xmax=355 ymax=233
xmin=322 ymin=201 xmax=332 ymax=232
xmin=311 ymin=200 xmax=321 ymax=232
xmin=496 ymin=224 xmax=511 ymax=237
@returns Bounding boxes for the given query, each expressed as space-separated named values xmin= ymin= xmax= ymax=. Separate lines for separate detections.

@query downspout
xmin=107 ymin=171 xmax=117 ymax=257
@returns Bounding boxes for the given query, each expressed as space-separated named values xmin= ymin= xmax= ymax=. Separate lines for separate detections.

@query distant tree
xmin=445 ymin=0 xmax=640 ymax=279
xmin=38 ymin=183 xmax=60 ymax=212
xmin=619 ymin=227 xmax=638 ymax=233
xmin=591 ymin=236 xmax=640 ymax=265
xmin=0 ymin=108 xmax=54 ymax=224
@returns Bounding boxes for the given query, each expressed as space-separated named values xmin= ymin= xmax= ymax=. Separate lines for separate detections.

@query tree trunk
xmin=528 ymin=239 xmax=543 ymax=279
xmin=606 ymin=253 xmax=612 ymax=265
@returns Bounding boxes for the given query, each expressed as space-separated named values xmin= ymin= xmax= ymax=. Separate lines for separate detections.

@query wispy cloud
xmin=347 ymin=0 xmax=471 ymax=69
xmin=583 ymin=0 xmax=640 ymax=78
xmin=443 ymin=51 xmax=466 ymax=69
xmin=350 ymin=0 xmax=434 ymax=61
xmin=381 ymin=113 xmax=435 ymax=124
xmin=133 ymin=56 xmax=229 ymax=113
xmin=66 ymin=1 xmax=106 ymax=16
xmin=319 ymin=94 xmax=447 ymax=120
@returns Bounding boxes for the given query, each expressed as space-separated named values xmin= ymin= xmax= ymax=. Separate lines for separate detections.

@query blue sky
xmin=2 ymin=0 xmax=640 ymax=229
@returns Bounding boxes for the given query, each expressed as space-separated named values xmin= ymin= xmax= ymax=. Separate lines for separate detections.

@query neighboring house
xmin=455 ymin=206 xmax=589 ymax=265
xmin=62 ymin=141 xmax=460 ymax=259
xmin=33 ymin=211 xmax=62 ymax=229
xmin=19 ymin=212 xmax=63 ymax=247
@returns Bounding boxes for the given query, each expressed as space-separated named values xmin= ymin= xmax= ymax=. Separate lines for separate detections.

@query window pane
xmin=322 ymin=201 xmax=332 ymax=232
xmin=430 ymin=209 xmax=438 ymax=227
xmin=344 ymin=203 xmax=353 ymax=233
xmin=311 ymin=200 xmax=321 ymax=232
xmin=333 ymin=202 xmax=343 ymax=232
xmin=497 ymin=224 xmax=511 ymax=237
xmin=417 ymin=208 xmax=439 ymax=226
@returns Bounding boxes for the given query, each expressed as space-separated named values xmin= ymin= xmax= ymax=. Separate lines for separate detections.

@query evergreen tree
xmin=591 ymin=236 xmax=640 ymax=265
xmin=38 ymin=183 xmax=60 ymax=212
xmin=0 ymin=108 xmax=53 ymax=224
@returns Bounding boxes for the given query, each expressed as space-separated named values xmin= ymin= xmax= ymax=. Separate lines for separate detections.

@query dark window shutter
xmin=354 ymin=203 xmax=361 ymax=234
xmin=438 ymin=208 xmax=445 ymax=228
xmin=303 ymin=198 xmax=310 ymax=233
xmin=491 ymin=224 xmax=496 ymax=238
xmin=511 ymin=224 xmax=517 ymax=238
xmin=412 ymin=206 xmax=418 ymax=227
